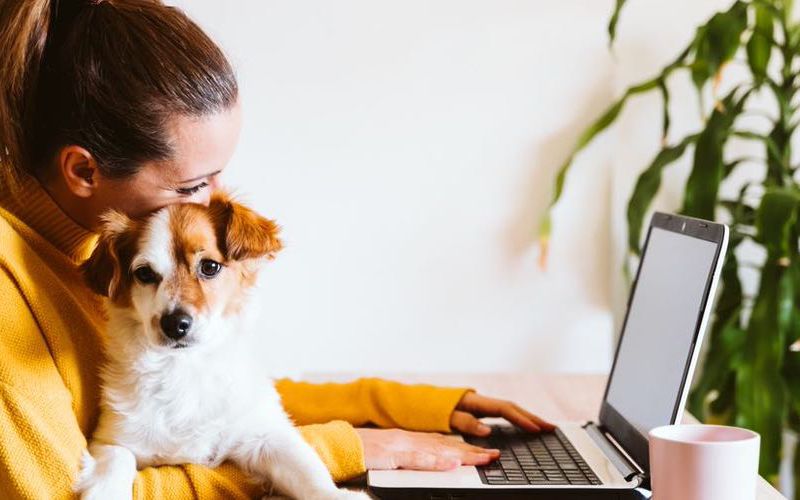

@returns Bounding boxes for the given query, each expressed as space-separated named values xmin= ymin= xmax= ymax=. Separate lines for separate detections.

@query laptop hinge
xmin=582 ymin=422 xmax=645 ymax=482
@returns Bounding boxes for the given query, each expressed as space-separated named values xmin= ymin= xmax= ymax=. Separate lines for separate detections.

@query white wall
xmin=170 ymin=0 xmax=733 ymax=376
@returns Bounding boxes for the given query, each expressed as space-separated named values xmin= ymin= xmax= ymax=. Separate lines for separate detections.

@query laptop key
xmin=487 ymin=479 xmax=527 ymax=485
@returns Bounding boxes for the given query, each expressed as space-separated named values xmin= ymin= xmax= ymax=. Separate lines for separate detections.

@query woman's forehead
xmin=159 ymin=102 xmax=243 ymax=184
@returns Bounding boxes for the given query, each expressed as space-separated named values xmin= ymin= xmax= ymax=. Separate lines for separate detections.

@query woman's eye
xmin=198 ymin=259 xmax=222 ymax=278
xmin=175 ymin=181 xmax=209 ymax=196
xmin=133 ymin=266 xmax=160 ymax=284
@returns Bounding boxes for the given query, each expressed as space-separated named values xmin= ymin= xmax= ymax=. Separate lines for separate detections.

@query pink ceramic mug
xmin=649 ymin=424 xmax=760 ymax=500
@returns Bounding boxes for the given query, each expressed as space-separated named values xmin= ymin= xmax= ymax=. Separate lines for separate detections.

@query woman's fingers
xmin=498 ymin=406 xmax=541 ymax=433
xmin=357 ymin=428 xmax=501 ymax=472
xmin=450 ymin=410 xmax=491 ymax=436
xmin=439 ymin=437 xmax=500 ymax=457
xmin=513 ymin=403 xmax=556 ymax=431
xmin=455 ymin=392 xmax=555 ymax=433
xmin=390 ymin=446 xmax=497 ymax=470
xmin=392 ymin=451 xmax=460 ymax=471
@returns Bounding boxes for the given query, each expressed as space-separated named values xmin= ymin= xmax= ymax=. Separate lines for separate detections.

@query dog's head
xmin=81 ymin=192 xmax=282 ymax=350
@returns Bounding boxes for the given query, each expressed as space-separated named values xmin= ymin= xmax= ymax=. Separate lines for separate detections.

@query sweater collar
xmin=0 ymin=173 xmax=98 ymax=264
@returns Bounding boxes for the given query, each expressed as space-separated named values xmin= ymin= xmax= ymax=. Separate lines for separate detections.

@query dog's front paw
xmin=330 ymin=490 xmax=372 ymax=500
xmin=73 ymin=450 xmax=134 ymax=500
xmin=300 ymin=489 xmax=371 ymax=500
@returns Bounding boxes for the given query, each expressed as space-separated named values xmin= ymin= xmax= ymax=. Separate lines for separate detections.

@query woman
xmin=0 ymin=0 xmax=553 ymax=498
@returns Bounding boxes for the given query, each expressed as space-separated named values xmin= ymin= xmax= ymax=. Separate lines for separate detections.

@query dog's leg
xmin=73 ymin=442 xmax=137 ymax=500
xmin=232 ymin=427 xmax=370 ymax=500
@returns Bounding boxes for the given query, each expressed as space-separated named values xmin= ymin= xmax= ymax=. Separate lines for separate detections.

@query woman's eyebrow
xmin=177 ymin=170 xmax=221 ymax=184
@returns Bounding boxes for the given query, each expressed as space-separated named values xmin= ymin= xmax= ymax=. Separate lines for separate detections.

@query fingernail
xmin=478 ymin=424 xmax=491 ymax=434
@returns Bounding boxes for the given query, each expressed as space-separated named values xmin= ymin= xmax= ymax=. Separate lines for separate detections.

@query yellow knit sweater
xmin=0 ymin=174 xmax=470 ymax=499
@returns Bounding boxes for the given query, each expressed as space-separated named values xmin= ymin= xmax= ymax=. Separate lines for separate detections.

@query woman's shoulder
xmin=0 ymin=206 xmax=34 ymax=268
xmin=0 ymin=201 xmax=94 ymax=271
xmin=0 ymin=205 xmax=106 ymax=396
xmin=0 ymin=206 xmax=49 ymax=273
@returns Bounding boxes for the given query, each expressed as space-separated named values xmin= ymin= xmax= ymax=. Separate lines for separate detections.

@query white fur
xmin=75 ymin=210 xmax=368 ymax=500
xmin=133 ymin=209 xmax=174 ymax=279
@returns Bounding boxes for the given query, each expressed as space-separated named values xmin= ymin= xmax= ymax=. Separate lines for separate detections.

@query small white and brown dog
xmin=74 ymin=193 xmax=368 ymax=500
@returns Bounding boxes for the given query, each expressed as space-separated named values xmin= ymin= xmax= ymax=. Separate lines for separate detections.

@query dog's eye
xmin=198 ymin=259 xmax=222 ymax=279
xmin=133 ymin=266 xmax=160 ymax=285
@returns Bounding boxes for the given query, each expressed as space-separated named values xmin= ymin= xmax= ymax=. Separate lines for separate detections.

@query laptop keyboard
xmin=465 ymin=425 xmax=602 ymax=486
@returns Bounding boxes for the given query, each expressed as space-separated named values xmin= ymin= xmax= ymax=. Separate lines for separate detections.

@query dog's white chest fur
xmin=97 ymin=323 xmax=280 ymax=468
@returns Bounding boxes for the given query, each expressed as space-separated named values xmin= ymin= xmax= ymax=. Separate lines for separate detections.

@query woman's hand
xmin=355 ymin=428 xmax=500 ymax=471
xmin=450 ymin=391 xmax=555 ymax=436
xmin=356 ymin=391 xmax=555 ymax=471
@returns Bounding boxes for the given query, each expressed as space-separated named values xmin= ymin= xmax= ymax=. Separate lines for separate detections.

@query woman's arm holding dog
xmin=0 ymin=270 xmax=265 ymax=499
xmin=0 ymin=383 xmax=265 ymax=500
xmin=0 ymin=381 xmax=368 ymax=499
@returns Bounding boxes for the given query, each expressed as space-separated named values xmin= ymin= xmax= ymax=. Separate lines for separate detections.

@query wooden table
xmin=308 ymin=372 xmax=786 ymax=499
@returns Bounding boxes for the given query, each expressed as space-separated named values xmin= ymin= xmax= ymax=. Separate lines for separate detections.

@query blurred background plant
xmin=542 ymin=0 xmax=800 ymax=494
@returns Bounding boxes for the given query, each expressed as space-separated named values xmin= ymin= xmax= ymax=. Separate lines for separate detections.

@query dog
xmin=74 ymin=193 xmax=368 ymax=500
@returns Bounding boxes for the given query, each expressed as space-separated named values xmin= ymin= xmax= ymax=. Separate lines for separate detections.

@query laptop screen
xmin=599 ymin=214 xmax=726 ymax=471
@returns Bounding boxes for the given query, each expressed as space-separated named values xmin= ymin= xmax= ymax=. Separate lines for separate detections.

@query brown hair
xmin=0 ymin=0 xmax=238 ymax=189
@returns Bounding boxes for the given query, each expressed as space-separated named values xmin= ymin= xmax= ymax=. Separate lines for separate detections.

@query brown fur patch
xmin=81 ymin=211 xmax=144 ymax=307
xmin=164 ymin=205 xmax=223 ymax=314
xmin=208 ymin=192 xmax=282 ymax=261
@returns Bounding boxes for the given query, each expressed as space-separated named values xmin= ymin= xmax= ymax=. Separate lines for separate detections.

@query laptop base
xmin=369 ymin=486 xmax=645 ymax=500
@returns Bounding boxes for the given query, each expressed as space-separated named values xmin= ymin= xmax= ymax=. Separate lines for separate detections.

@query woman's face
xmin=91 ymin=101 xmax=243 ymax=219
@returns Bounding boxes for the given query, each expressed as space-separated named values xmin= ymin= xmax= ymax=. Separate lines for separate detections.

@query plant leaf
xmin=691 ymin=2 xmax=748 ymax=91
xmin=540 ymin=11 xmax=697 ymax=258
xmin=720 ymin=199 xmax=756 ymax=226
xmin=756 ymin=187 xmax=800 ymax=258
xmin=608 ymin=0 xmax=627 ymax=45
xmin=627 ymin=134 xmax=698 ymax=254
xmin=736 ymin=260 xmax=789 ymax=476
xmin=658 ymin=79 xmax=671 ymax=141
xmin=747 ymin=3 xmax=774 ymax=84
xmin=767 ymin=121 xmax=791 ymax=186
xmin=689 ymin=235 xmax=744 ymax=421
xmin=682 ymin=88 xmax=751 ymax=219
xmin=538 ymin=76 xmax=662 ymax=253
xmin=693 ymin=318 xmax=746 ymax=421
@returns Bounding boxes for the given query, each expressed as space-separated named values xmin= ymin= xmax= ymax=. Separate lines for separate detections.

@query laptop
xmin=368 ymin=212 xmax=729 ymax=499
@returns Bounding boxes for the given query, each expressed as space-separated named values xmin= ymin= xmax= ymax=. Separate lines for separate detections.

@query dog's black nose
xmin=160 ymin=310 xmax=193 ymax=340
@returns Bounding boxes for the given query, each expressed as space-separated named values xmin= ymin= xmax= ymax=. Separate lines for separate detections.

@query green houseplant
xmin=541 ymin=0 xmax=800 ymax=493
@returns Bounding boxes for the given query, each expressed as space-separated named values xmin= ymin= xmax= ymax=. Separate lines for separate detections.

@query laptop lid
xmin=597 ymin=212 xmax=728 ymax=473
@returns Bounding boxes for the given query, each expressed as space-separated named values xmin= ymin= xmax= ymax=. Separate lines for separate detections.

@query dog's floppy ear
xmin=81 ymin=210 xmax=133 ymax=298
xmin=210 ymin=191 xmax=283 ymax=261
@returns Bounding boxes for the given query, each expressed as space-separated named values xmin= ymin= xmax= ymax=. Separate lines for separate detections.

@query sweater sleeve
xmin=275 ymin=377 xmax=473 ymax=432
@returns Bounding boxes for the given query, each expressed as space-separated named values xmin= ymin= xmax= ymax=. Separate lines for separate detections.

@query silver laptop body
xmin=368 ymin=213 xmax=729 ymax=498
